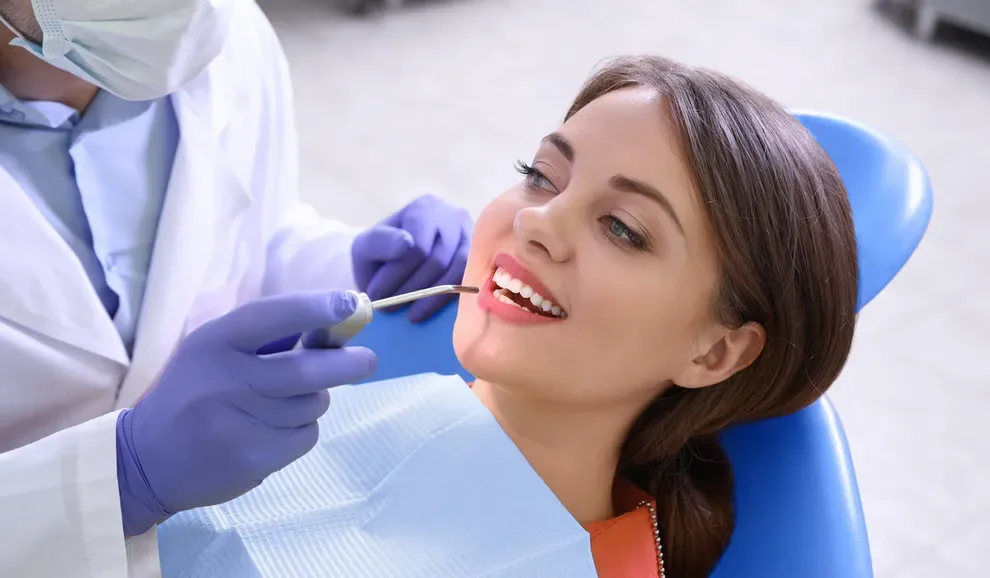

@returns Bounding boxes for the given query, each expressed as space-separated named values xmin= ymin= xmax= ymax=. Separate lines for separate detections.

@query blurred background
xmin=256 ymin=0 xmax=989 ymax=575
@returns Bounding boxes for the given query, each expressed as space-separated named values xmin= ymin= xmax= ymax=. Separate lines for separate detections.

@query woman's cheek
xmin=462 ymin=242 xmax=490 ymax=287
xmin=472 ymin=192 xmax=517 ymax=240
xmin=591 ymin=278 xmax=674 ymax=358
xmin=463 ymin=202 xmax=505 ymax=281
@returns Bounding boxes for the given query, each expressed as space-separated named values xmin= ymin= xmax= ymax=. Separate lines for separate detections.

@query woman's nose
xmin=513 ymin=204 xmax=571 ymax=263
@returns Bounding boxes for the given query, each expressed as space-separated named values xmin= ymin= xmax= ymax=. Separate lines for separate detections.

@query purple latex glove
xmin=352 ymin=194 xmax=472 ymax=322
xmin=115 ymin=291 xmax=377 ymax=537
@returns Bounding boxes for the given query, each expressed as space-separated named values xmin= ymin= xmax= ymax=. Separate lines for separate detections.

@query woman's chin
xmin=455 ymin=329 xmax=517 ymax=382
xmin=454 ymin=316 xmax=540 ymax=387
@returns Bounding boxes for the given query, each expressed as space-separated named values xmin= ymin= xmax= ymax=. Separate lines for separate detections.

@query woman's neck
xmin=471 ymin=379 xmax=634 ymax=525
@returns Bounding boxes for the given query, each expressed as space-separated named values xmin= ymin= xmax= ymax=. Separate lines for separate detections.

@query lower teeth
xmin=493 ymin=289 xmax=552 ymax=317
xmin=495 ymin=291 xmax=522 ymax=309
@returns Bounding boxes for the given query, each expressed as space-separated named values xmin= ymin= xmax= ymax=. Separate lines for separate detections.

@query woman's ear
xmin=674 ymin=322 xmax=766 ymax=389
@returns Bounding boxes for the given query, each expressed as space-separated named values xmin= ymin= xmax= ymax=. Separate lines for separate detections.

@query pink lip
xmin=476 ymin=253 xmax=566 ymax=325
xmin=493 ymin=254 xmax=563 ymax=308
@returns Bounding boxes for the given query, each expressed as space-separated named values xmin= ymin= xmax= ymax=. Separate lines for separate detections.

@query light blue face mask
xmin=0 ymin=0 xmax=232 ymax=101
xmin=158 ymin=374 xmax=600 ymax=578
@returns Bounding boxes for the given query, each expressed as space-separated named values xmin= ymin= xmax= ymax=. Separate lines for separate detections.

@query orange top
xmin=584 ymin=478 xmax=662 ymax=578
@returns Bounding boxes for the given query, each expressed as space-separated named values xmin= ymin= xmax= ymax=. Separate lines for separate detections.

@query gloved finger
xmin=233 ymin=390 xmax=331 ymax=429
xmin=365 ymin=211 xmax=437 ymax=300
xmin=247 ymin=422 xmax=321 ymax=478
xmin=249 ymin=346 xmax=377 ymax=397
xmin=255 ymin=333 xmax=302 ymax=355
xmin=391 ymin=219 xmax=460 ymax=299
xmin=379 ymin=205 xmax=405 ymax=229
xmin=376 ymin=222 xmax=456 ymax=315
xmin=351 ymin=226 xmax=414 ymax=291
xmin=408 ymin=235 xmax=470 ymax=322
xmin=205 ymin=292 xmax=359 ymax=353
xmin=378 ymin=193 xmax=433 ymax=229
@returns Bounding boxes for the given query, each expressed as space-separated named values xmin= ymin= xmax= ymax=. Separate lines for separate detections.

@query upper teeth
xmin=492 ymin=268 xmax=566 ymax=318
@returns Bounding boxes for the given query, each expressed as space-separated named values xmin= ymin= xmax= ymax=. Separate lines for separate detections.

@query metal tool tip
xmin=370 ymin=284 xmax=481 ymax=309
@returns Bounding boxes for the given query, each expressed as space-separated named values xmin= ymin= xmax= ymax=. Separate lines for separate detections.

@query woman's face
xmin=453 ymin=88 xmax=725 ymax=409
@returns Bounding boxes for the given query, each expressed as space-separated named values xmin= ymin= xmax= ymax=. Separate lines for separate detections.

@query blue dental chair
xmin=351 ymin=111 xmax=933 ymax=578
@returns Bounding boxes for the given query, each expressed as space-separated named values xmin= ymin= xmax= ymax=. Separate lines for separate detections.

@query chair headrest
xmin=793 ymin=111 xmax=933 ymax=311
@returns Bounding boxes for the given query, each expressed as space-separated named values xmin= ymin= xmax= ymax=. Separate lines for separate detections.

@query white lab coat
xmin=0 ymin=3 xmax=358 ymax=576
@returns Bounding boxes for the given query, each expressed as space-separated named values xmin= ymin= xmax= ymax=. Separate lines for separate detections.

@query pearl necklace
xmin=637 ymin=500 xmax=667 ymax=578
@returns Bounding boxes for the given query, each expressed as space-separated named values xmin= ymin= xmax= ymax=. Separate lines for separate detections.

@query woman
xmin=160 ymin=55 xmax=858 ymax=578
xmin=453 ymin=55 xmax=857 ymax=577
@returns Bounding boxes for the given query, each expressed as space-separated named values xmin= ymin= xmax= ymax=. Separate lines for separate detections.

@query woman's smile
xmin=478 ymin=253 xmax=568 ymax=324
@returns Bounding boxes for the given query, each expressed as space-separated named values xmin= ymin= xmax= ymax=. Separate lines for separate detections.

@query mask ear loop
xmin=25 ymin=0 xmax=70 ymax=57
xmin=0 ymin=7 xmax=102 ymax=92
xmin=0 ymin=1 xmax=70 ymax=57
xmin=0 ymin=11 xmax=28 ymax=42
xmin=0 ymin=11 xmax=44 ymax=57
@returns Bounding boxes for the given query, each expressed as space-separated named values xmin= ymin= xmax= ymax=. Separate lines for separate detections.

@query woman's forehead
xmin=560 ymin=88 xmax=678 ymax=157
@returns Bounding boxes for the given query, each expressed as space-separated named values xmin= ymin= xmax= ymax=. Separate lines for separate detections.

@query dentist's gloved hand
xmin=115 ymin=291 xmax=377 ymax=537
xmin=352 ymin=194 xmax=472 ymax=322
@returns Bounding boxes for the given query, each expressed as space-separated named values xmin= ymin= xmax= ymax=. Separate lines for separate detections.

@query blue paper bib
xmin=158 ymin=374 xmax=598 ymax=577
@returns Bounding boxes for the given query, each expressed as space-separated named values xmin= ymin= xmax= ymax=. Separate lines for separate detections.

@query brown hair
xmin=566 ymin=56 xmax=858 ymax=577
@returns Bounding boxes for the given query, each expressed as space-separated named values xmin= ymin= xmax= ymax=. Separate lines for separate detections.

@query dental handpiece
xmin=297 ymin=285 xmax=480 ymax=350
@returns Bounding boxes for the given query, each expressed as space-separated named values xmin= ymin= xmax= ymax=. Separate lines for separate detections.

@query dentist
xmin=0 ymin=0 xmax=471 ymax=575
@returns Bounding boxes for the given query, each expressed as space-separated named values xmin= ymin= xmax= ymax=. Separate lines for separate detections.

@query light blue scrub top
xmin=0 ymin=83 xmax=179 ymax=354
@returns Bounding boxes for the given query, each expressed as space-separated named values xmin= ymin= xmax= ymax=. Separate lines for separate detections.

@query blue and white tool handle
xmin=298 ymin=291 xmax=374 ymax=349
xmin=297 ymin=285 xmax=479 ymax=350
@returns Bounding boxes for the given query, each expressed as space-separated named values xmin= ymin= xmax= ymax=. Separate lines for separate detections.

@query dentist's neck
xmin=0 ymin=27 xmax=98 ymax=111
xmin=471 ymin=379 xmax=632 ymax=525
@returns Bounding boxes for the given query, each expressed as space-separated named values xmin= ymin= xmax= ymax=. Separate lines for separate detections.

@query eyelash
xmin=600 ymin=215 xmax=649 ymax=252
xmin=514 ymin=160 xmax=650 ymax=253
xmin=514 ymin=160 xmax=555 ymax=192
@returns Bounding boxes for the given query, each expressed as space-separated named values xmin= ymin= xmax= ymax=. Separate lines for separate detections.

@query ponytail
xmin=621 ymin=389 xmax=735 ymax=578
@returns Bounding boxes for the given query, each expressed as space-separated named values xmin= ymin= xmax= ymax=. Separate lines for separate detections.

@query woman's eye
xmin=530 ymin=172 xmax=553 ymax=190
xmin=601 ymin=215 xmax=649 ymax=252
xmin=514 ymin=160 xmax=556 ymax=192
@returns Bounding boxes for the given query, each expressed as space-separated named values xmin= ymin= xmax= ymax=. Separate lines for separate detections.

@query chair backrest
xmin=350 ymin=111 xmax=932 ymax=578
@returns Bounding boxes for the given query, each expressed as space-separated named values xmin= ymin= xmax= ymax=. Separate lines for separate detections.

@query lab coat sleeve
xmin=263 ymin=203 xmax=361 ymax=296
xmin=254 ymin=2 xmax=361 ymax=297
xmin=0 ymin=410 xmax=160 ymax=578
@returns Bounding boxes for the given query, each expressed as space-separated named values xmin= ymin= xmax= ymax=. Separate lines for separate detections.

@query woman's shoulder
xmin=585 ymin=479 xmax=663 ymax=578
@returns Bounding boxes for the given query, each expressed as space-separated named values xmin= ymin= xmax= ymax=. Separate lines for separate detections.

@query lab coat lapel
xmin=115 ymin=67 xmax=250 ymax=408
xmin=0 ymin=169 xmax=129 ymax=366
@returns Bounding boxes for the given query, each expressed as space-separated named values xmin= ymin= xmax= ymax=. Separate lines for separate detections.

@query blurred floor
xmin=257 ymin=0 xmax=990 ymax=575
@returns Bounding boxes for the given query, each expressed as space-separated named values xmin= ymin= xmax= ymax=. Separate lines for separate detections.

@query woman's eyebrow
xmin=540 ymin=131 xmax=684 ymax=235
xmin=609 ymin=175 xmax=685 ymax=235
xmin=541 ymin=132 xmax=575 ymax=162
